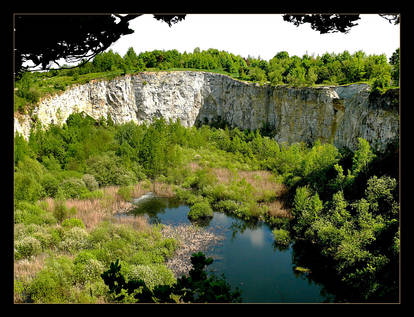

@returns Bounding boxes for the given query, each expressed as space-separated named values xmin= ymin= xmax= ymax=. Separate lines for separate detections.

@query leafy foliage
xmin=290 ymin=139 xmax=399 ymax=301
xmin=15 ymin=47 xmax=398 ymax=113
xmin=188 ymin=201 xmax=214 ymax=221
xmin=14 ymin=109 xmax=399 ymax=303
xmin=101 ymin=252 xmax=242 ymax=303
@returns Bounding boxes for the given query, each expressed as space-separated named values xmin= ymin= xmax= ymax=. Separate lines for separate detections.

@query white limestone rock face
xmin=333 ymin=84 xmax=399 ymax=152
xmin=14 ymin=71 xmax=399 ymax=152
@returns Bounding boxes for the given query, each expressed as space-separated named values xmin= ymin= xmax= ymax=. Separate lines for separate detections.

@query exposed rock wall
xmin=14 ymin=71 xmax=399 ymax=152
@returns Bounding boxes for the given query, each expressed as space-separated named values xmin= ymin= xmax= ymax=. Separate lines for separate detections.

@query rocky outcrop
xmin=14 ymin=71 xmax=399 ymax=152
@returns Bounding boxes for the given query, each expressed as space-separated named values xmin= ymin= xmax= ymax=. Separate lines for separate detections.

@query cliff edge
xmin=14 ymin=71 xmax=399 ymax=152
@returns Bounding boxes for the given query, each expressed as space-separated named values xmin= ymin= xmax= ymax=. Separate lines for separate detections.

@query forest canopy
xmin=14 ymin=47 xmax=399 ymax=113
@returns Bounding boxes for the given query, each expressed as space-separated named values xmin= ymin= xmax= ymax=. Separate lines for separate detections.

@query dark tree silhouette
xmin=282 ymin=14 xmax=399 ymax=34
xmin=14 ymin=13 xmax=398 ymax=77
xmin=282 ymin=14 xmax=362 ymax=33
xmin=13 ymin=14 xmax=185 ymax=77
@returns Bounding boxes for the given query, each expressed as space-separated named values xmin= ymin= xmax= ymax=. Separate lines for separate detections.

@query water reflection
xmin=128 ymin=195 xmax=333 ymax=303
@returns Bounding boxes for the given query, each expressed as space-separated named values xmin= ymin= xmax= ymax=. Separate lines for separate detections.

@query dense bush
xmin=52 ymin=199 xmax=76 ymax=223
xmin=14 ymin=156 xmax=47 ymax=202
xmin=292 ymin=176 xmax=398 ymax=301
xmin=86 ymin=152 xmax=136 ymax=186
xmin=58 ymin=227 xmax=90 ymax=253
xmin=188 ymin=201 xmax=214 ymax=220
xmin=101 ymin=252 xmax=242 ymax=303
xmin=14 ymin=201 xmax=56 ymax=225
xmin=60 ymin=178 xmax=89 ymax=199
xmin=82 ymin=174 xmax=99 ymax=191
xmin=117 ymin=185 xmax=134 ymax=201
xmin=127 ymin=264 xmax=176 ymax=290
xmin=26 ymin=255 xmax=75 ymax=303
xmin=15 ymin=236 xmax=42 ymax=260
xmin=272 ymin=228 xmax=291 ymax=248
xmin=61 ymin=217 xmax=85 ymax=229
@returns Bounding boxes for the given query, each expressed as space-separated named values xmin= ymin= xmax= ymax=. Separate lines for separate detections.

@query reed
xmin=38 ymin=181 xmax=176 ymax=230
xmin=14 ymin=253 xmax=48 ymax=283
xmin=152 ymin=182 xmax=175 ymax=197
xmin=110 ymin=214 xmax=149 ymax=231
xmin=265 ymin=200 xmax=292 ymax=219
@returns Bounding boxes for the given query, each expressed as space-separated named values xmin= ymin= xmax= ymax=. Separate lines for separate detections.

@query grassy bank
xmin=13 ymin=180 xmax=180 ymax=303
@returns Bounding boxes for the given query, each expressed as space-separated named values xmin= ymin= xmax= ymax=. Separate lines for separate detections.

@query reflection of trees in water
xmin=130 ymin=197 xmax=169 ymax=224
xmin=271 ymin=240 xmax=290 ymax=252
xmin=188 ymin=216 xmax=212 ymax=227
xmin=291 ymin=240 xmax=357 ymax=303
xmin=291 ymin=240 xmax=399 ymax=302
xmin=130 ymin=197 xmax=190 ymax=224
xmin=228 ymin=216 xmax=261 ymax=240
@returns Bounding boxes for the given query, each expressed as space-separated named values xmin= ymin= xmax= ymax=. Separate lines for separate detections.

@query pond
xmin=125 ymin=194 xmax=336 ymax=303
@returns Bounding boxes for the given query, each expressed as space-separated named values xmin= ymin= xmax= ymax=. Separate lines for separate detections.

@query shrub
xmin=41 ymin=173 xmax=60 ymax=197
xmin=16 ymin=87 xmax=40 ymax=104
xmin=82 ymin=174 xmax=99 ymax=191
xmin=364 ymin=176 xmax=397 ymax=217
xmin=94 ymin=238 xmax=134 ymax=265
xmin=62 ymin=217 xmax=86 ymax=229
xmin=14 ymin=201 xmax=57 ymax=225
xmin=14 ymin=171 xmax=45 ymax=202
xmin=41 ymin=155 xmax=62 ymax=171
xmin=188 ymin=201 xmax=213 ymax=220
xmin=74 ymin=250 xmax=97 ymax=265
xmin=86 ymin=153 xmax=136 ymax=186
xmin=47 ymin=226 xmax=64 ymax=246
xmin=129 ymin=250 xmax=159 ymax=265
xmin=27 ymin=270 xmax=63 ymax=303
xmin=73 ymin=257 xmax=105 ymax=285
xmin=14 ymin=136 xmax=32 ymax=166
xmin=59 ymin=227 xmax=90 ymax=252
xmin=26 ymin=255 xmax=74 ymax=303
xmin=371 ymin=73 xmax=391 ymax=94
xmin=215 ymin=199 xmax=240 ymax=213
xmin=101 ymin=252 xmax=242 ymax=303
xmin=14 ymin=201 xmax=42 ymax=224
xmin=32 ymin=230 xmax=55 ymax=250
xmin=117 ymin=185 xmax=134 ymax=201
xmin=59 ymin=177 xmax=89 ymax=199
xmin=79 ymin=189 xmax=104 ymax=200
xmin=53 ymin=82 xmax=66 ymax=91
xmin=15 ymin=236 xmax=42 ymax=260
xmin=154 ymin=238 xmax=178 ymax=259
xmin=272 ymin=228 xmax=291 ymax=247
xmin=352 ymin=138 xmax=376 ymax=176
xmin=88 ymin=221 xmax=113 ymax=246
xmin=53 ymin=199 xmax=76 ymax=223
xmin=127 ymin=264 xmax=176 ymax=290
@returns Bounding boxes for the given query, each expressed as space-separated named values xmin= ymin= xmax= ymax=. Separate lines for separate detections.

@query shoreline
xmin=115 ymin=191 xmax=225 ymax=278
xmin=160 ymin=224 xmax=224 ymax=278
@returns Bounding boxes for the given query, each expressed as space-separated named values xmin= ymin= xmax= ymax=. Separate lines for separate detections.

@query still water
xmin=127 ymin=195 xmax=334 ymax=303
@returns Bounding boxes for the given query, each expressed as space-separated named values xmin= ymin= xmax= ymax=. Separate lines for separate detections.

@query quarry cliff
xmin=14 ymin=71 xmax=399 ymax=152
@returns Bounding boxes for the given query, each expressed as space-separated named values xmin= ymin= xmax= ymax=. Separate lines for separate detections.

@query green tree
xmin=351 ymin=138 xmax=376 ymax=176
xmin=286 ymin=64 xmax=307 ymax=86
xmin=138 ymin=119 xmax=169 ymax=179
xmin=389 ymin=48 xmax=399 ymax=86
xmin=268 ymin=61 xmax=284 ymax=86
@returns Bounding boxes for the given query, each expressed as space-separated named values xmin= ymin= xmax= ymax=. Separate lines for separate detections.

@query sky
xmin=108 ymin=14 xmax=400 ymax=61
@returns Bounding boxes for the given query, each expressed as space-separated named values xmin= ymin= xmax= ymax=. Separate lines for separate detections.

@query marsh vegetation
xmin=13 ymin=107 xmax=399 ymax=303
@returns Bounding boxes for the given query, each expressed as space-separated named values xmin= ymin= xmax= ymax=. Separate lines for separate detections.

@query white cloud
xmin=244 ymin=229 xmax=265 ymax=248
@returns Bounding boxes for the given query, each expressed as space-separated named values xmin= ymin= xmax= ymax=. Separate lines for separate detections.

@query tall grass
xmin=39 ymin=181 xmax=176 ymax=231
